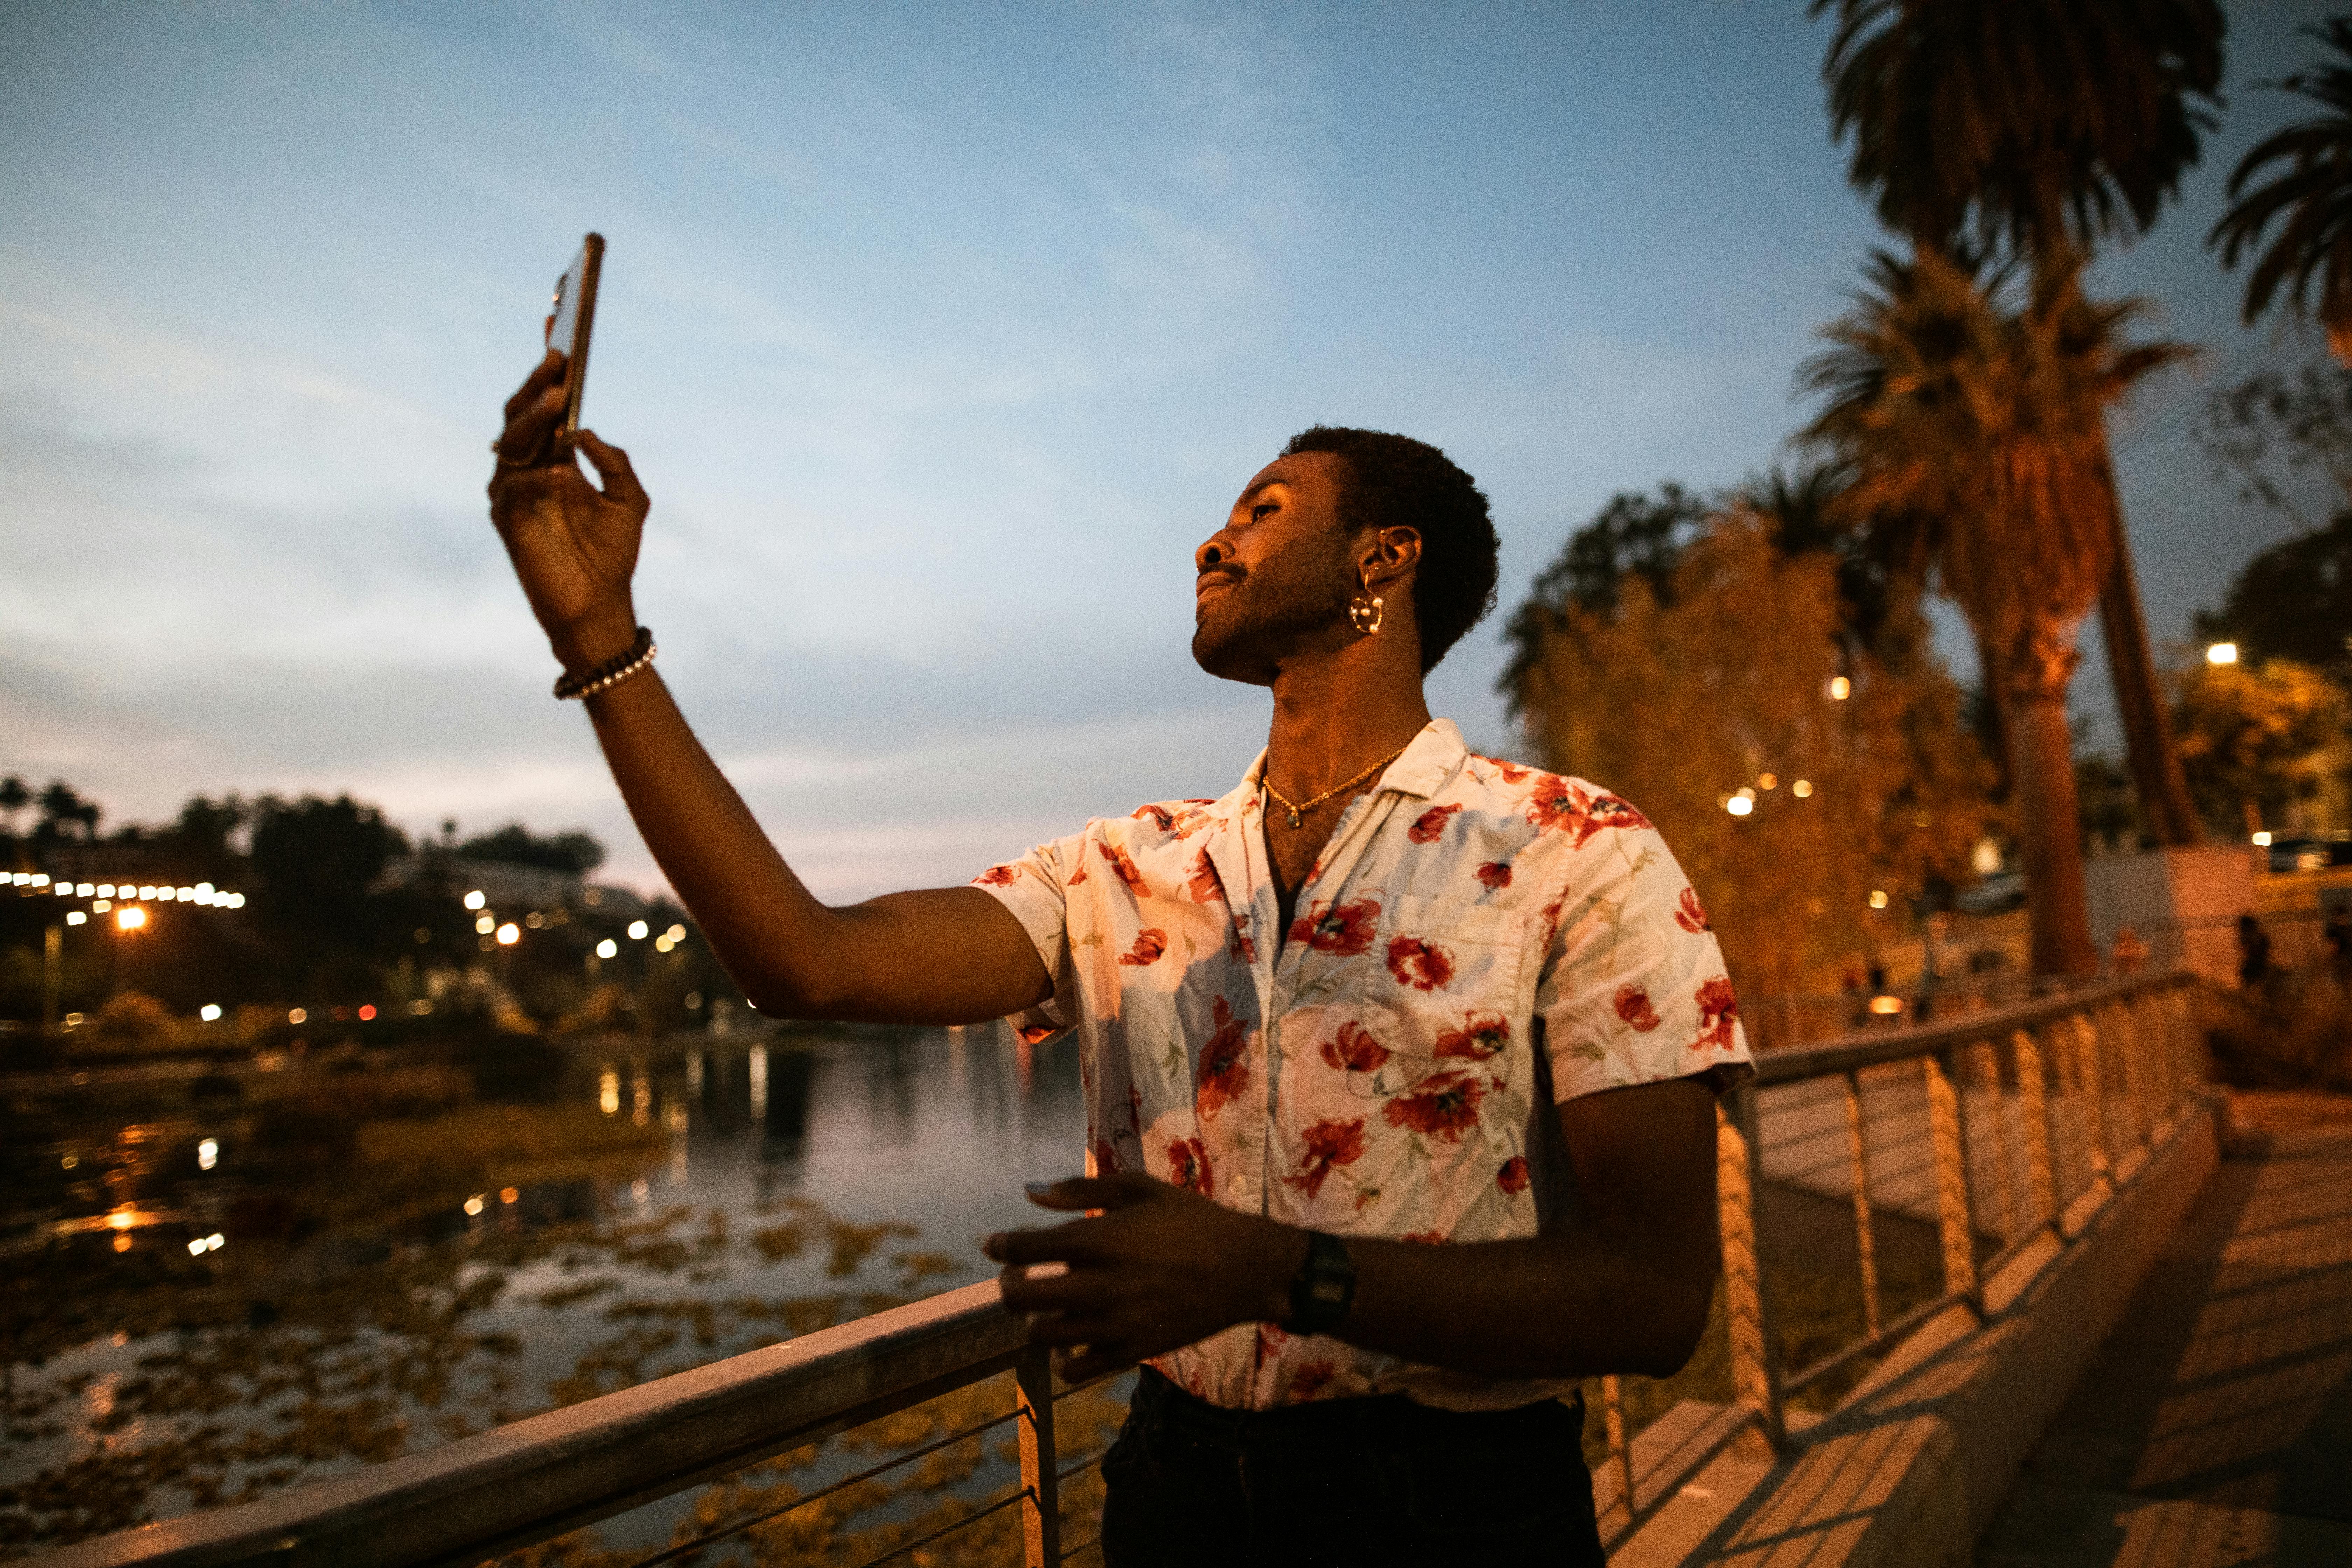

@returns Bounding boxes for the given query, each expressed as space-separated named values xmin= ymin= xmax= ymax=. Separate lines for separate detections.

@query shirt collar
xmin=1236 ymin=718 xmax=1469 ymax=805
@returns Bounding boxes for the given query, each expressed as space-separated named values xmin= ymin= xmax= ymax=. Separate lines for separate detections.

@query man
xmin=489 ymin=352 xmax=1750 ymax=1566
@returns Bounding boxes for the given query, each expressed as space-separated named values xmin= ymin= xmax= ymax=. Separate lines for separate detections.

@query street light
xmin=2206 ymin=642 xmax=2239 ymax=666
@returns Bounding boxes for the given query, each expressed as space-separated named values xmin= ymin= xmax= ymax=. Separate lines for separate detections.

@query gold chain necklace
xmin=1261 ymin=742 xmax=1412 ymax=828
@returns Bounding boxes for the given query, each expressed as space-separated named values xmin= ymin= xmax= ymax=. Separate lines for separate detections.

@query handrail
xmin=37 ymin=968 xmax=2207 ymax=1567
xmin=33 ymin=1282 xmax=1026 ymax=1568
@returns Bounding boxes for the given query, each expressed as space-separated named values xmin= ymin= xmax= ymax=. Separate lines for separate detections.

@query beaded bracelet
xmin=553 ymin=626 xmax=657 ymax=700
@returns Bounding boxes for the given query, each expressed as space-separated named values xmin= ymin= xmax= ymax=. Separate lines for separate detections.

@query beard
xmin=1190 ymin=526 xmax=1357 ymax=684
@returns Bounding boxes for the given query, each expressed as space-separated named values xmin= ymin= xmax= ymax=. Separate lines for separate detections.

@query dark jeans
xmin=1100 ymin=1367 xmax=1605 ymax=1568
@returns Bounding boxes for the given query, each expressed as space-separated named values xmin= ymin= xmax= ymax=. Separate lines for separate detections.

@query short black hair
xmin=1282 ymin=425 xmax=1499 ymax=672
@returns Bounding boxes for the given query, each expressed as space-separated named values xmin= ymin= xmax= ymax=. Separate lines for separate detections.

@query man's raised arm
xmin=485 ymin=352 xmax=1053 ymax=1025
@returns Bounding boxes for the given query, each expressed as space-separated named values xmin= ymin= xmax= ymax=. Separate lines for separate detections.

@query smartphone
xmin=544 ymin=233 xmax=606 ymax=451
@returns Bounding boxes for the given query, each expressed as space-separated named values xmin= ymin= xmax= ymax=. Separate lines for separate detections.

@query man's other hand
xmin=486 ymin=351 xmax=648 ymax=672
xmin=987 ymin=1174 xmax=1303 ymax=1384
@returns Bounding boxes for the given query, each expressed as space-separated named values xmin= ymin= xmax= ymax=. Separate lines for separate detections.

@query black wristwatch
xmin=1284 ymin=1230 xmax=1356 ymax=1335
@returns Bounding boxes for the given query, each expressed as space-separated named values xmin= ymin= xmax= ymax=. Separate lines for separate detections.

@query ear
xmin=1358 ymin=526 xmax=1421 ymax=597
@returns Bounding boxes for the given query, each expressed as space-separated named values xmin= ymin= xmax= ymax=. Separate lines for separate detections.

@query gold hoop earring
xmin=1348 ymin=593 xmax=1384 ymax=636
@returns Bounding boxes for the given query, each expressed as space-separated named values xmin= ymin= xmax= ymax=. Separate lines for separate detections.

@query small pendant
xmin=1288 ymin=810 xmax=1302 ymax=828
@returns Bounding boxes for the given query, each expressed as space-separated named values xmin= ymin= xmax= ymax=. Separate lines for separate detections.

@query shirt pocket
xmin=1357 ymin=895 xmax=1535 ymax=1086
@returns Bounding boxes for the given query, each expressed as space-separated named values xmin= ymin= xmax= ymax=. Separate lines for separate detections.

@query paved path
xmin=1977 ymin=1092 xmax=2352 ymax=1567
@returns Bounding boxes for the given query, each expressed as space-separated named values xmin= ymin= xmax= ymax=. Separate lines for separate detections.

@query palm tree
xmin=0 ymin=776 xmax=26 ymax=841
xmin=1802 ymin=249 xmax=2190 ymax=975
xmin=2211 ymin=18 xmax=2352 ymax=361
xmin=1815 ymin=0 xmax=2221 ymax=851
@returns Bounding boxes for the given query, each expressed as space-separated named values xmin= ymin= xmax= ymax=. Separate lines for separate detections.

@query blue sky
xmin=1 ymin=2 xmax=2335 ymax=899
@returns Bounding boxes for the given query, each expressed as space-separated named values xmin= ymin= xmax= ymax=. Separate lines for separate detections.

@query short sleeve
xmin=1537 ymin=829 xmax=1754 ymax=1104
xmin=971 ymin=834 xmax=1082 ymax=1033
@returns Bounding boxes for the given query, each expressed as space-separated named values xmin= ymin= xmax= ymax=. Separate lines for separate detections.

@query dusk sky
xmin=4 ymin=2 xmax=2338 ymax=901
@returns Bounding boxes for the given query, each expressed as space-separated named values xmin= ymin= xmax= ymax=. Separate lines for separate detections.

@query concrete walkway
xmin=1977 ymin=1092 xmax=2352 ymax=1567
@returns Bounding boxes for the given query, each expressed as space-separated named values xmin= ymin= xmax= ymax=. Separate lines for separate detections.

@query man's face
xmin=1190 ymin=451 xmax=1359 ymax=684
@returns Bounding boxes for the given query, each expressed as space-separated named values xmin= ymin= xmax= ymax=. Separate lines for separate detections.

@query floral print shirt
xmin=973 ymin=719 xmax=1751 ymax=1412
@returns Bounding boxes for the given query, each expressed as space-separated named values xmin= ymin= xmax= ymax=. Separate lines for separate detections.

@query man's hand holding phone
xmin=488 ymin=351 xmax=648 ymax=675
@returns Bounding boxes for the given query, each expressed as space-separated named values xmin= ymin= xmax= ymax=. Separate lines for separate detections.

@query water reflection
xmin=0 ymin=1021 xmax=1086 ymax=1554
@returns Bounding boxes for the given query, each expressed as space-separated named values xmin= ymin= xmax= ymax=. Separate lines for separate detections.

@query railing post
xmin=1016 ymin=1345 xmax=1060 ymax=1568
xmin=1970 ymin=1040 xmax=2016 ymax=1238
xmin=1842 ymin=1071 xmax=1882 ymax=1339
xmin=2113 ymin=1001 xmax=2148 ymax=1147
xmin=1923 ymin=1050 xmax=1979 ymax=1310
xmin=2074 ymin=1012 xmax=2114 ymax=1196
xmin=1602 ymin=1374 xmax=1636 ymax=1517
xmin=1717 ymin=1090 xmax=1783 ymax=1452
xmin=2013 ymin=1028 xmax=2057 ymax=1231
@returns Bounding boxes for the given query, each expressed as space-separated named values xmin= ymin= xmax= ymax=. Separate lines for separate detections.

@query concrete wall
xmin=2085 ymin=847 xmax=2258 ymax=984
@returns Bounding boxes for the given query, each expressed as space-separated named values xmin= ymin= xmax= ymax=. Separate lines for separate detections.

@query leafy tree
xmin=1510 ymin=512 xmax=1995 ymax=1035
xmin=247 ymin=796 xmax=412 ymax=999
xmin=455 ymin=823 xmax=606 ymax=875
xmin=2174 ymin=656 xmax=2348 ymax=836
xmin=2192 ymin=513 xmax=2352 ymax=677
xmin=0 ymin=776 xmax=26 ymax=840
xmin=1816 ymin=0 xmax=2222 ymax=850
xmin=2210 ymin=18 xmax=2352 ymax=359
xmin=2196 ymin=357 xmax=2352 ymax=520
xmin=1498 ymin=485 xmax=1708 ymax=695
xmin=35 ymin=781 xmax=96 ymax=844
xmin=1801 ymin=248 xmax=2188 ymax=974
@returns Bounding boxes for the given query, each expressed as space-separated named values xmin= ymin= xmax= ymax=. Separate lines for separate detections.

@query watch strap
xmin=1284 ymin=1230 xmax=1356 ymax=1335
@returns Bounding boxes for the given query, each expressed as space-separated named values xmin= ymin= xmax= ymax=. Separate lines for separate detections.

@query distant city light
xmin=199 ymin=1004 xmax=222 ymax=1022
xmin=138 ymin=885 xmax=156 ymax=900
xmin=496 ymin=923 xmax=520 ymax=945
xmin=97 ymin=884 xmax=115 ymax=898
xmin=116 ymin=906 xmax=146 ymax=930
xmin=525 ymin=911 xmax=544 ymax=929
xmin=358 ymin=1004 xmax=378 ymax=1020
xmin=76 ymin=883 xmax=93 ymax=896
xmin=1869 ymin=995 xmax=1904 ymax=1015
xmin=666 ymin=924 xmax=687 ymax=943
xmin=1792 ymin=779 xmax=1813 ymax=798
xmin=628 ymin=920 xmax=650 ymax=940
xmin=2252 ymin=830 xmax=2273 ymax=846
xmin=500 ymin=1186 xmax=519 ymax=1204
xmin=464 ymin=890 xmax=487 ymax=910
xmin=113 ymin=1235 xmax=132 ymax=1253
xmin=408 ymin=999 xmax=432 ymax=1015
xmin=1726 ymin=796 xmax=1755 ymax=817
xmin=198 ymin=1138 xmax=218 ymax=1171
xmin=65 ymin=911 xmax=86 ymax=926
xmin=463 ymin=1195 xmax=486 ymax=1217
xmin=93 ymin=898 xmax=111 ymax=912
xmin=1869 ymin=889 xmax=1890 ymax=909
xmin=1828 ymin=676 xmax=1852 ymax=700
xmin=288 ymin=1008 xmax=307 ymax=1024
xmin=596 ymin=938 xmax=618 ymax=959
xmin=156 ymin=886 xmax=176 ymax=901
xmin=1758 ymin=773 xmax=1778 ymax=790
xmin=187 ymin=1232 xmax=224 ymax=1256
xmin=475 ymin=914 xmax=495 ymax=934
xmin=2205 ymin=642 xmax=2239 ymax=666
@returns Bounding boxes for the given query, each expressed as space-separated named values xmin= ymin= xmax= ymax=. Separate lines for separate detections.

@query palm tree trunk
xmin=2096 ymin=473 xmax=2203 ymax=846
xmin=1973 ymin=625 xmax=2011 ymax=801
xmin=2008 ymin=669 xmax=2105 ymax=978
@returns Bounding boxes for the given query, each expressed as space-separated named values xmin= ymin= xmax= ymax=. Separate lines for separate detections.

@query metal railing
xmin=1588 ymin=968 xmax=2206 ymax=1544
xmin=36 ymin=972 xmax=2205 ymax=1568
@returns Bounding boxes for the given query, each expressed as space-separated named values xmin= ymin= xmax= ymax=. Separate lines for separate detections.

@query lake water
xmin=0 ymin=1022 xmax=1098 ymax=1559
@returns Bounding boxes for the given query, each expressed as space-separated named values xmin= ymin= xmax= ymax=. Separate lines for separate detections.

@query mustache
xmin=1196 ymin=565 xmax=1245 ymax=592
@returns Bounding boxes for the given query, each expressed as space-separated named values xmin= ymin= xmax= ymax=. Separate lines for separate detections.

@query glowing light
xmin=475 ymin=914 xmax=495 ymax=934
xmin=116 ymin=906 xmax=146 ymax=930
xmin=93 ymin=898 xmax=110 ymax=911
xmin=628 ymin=920 xmax=650 ymax=940
xmin=358 ymin=1004 xmax=377 ymax=1020
xmin=2206 ymin=642 xmax=2238 ymax=666
xmin=109 ymin=1207 xmax=136 ymax=1230
xmin=1792 ymin=779 xmax=1813 ymax=798
xmin=31 ymin=874 xmax=48 ymax=886
xmin=2252 ymin=830 xmax=2273 ymax=846
xmin=525 ymin=911 xmax=544 ymax=929
xmin=288 ymin=1008 xmax=307 ymax=1024
xmin=186 ymin=1232 xmax=224 ymax=1255
xmin=113 ymin=1234 xmax=132 ymax=1253
xmin=1726 ymin=796 xmax=1755 ymax=817
xmin=138 ymin=885 xmax=157 ymax=900
xmin=1869 ymin=889 xmax=1890 ymax=909
xmin=654 ymin=934 xmax=674 ymax=953
xmin=408 ymin=999 xmax=432 ymax=1015
xmin=596 ymin=938 xmax=618 ymax=959
xmin=195 ymin=883 xmax=213 ymax=899
xmin=1758 ymin=773 xmax=1778 ymax=790
xmin=464 ymin=1194 xmax=486 ymax=1216
xmin=1828 ymin=676 xmax=1852 ymax=700
xmin=97 ymin=884 xmax=115 ymax=898
xmin=187 ymin=1237 xmax=207 ymax=1256
xmin=206 ymin=1233 xmax=224 ymax=1250
xmin=198 ymin=1138 xmax=218 ymax=1170
xmin=599 ymin=1067 xmax=621 ymax=1115
xmin=157 ymin=886 xmax=176 ymax=901
xmin=176 ymin=886 xmax=194 ymax=899
xmin=226 ymin=892 xmax=244 ymax=908
xmin=199 ymin=1004 xmax=223 ymax=1022
xmin=666 ymin=924 xmax=686 ymax=943
xmin=1869 ymin=995 xmax=1904 ymax=1015
xmin=75 ymin=883 xmax=92 ymax=896
xmin=464 ymin=890 xmax=486 ymax=910
xmin=496 ymin=923 xmax=520 ymax=945
xmin=65 ymin=911 xmax=86 ymax=926
xmin=1913 ymin=811 xmax=1932 ymax=827
xmin=500 ymin=1186 xmax=519 ymax=1204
